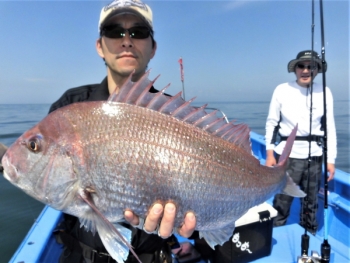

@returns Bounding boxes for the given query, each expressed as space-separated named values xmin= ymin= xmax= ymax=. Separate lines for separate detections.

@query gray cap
xmin=287 ymin=50 xmax=327 ymax=73
xmin=99 ymin=0 xmax=153 ymax=33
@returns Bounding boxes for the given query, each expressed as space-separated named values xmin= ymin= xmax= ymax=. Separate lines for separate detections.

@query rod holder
xmin=320 ymin=241 xmax=331 ymax=263
xmin=301 ymin=234 xmax=310 ymax=256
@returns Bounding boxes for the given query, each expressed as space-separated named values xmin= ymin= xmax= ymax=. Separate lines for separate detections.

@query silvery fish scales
xmin=54 ymin=102 xmax=263 ymax=227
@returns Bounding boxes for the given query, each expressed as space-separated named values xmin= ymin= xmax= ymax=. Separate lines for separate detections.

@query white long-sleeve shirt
xmin=265 ymin=81 xmax=337 ymax=163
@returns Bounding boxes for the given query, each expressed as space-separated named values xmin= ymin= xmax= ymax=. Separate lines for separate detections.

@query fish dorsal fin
xmin=108 ymin=70 xmax=252 ymax=153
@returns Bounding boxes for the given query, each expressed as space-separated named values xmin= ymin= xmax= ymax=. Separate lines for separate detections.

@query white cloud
xmin=222 ymin=1 xmax=254 ymax=12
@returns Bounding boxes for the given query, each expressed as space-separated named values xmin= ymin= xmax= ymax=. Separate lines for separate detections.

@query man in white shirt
xmin=265 ymin=50 xmax=337 ymax=235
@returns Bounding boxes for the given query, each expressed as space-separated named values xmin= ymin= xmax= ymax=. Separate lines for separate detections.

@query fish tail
xmin=275 ymin=124 xmax=298 ymax=168
xmin=275 ymin=125 xmax=306 ymax=198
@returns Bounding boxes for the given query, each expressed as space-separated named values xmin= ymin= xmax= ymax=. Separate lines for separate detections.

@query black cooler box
xmin=195 ymin=202 xmax=277 ymax=263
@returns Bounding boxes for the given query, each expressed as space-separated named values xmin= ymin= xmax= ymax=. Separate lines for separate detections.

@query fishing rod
xmin=300 ymin=0 xmax=315 ymax=257
xmin=319 ymin=0 xmax=331 ymax=261
xmin=178 ymin=57 xmax=185 ymax=100
xmin=297 ymin=0 xmax=331 ymax=262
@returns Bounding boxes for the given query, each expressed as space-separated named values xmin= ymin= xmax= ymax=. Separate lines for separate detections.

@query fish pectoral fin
xmin=78 ymin=189 xmax=141 ymax=263
xmin=199 ymin=221 xmax=236 ymax=250
xmin=281 ymin=173 xmax=307 ymax=198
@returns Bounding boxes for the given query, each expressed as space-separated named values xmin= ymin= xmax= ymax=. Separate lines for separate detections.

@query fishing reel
xmin=297 ymin=251 xmax=322 ymax=263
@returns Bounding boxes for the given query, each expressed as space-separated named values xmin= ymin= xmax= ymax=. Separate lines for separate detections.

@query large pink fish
xmin=2 ymin=71 xmax=305 ymax=263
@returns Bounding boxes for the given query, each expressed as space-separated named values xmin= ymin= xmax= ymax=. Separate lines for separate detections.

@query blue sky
xmin=0 ymin=0 xmax=348 ymax=104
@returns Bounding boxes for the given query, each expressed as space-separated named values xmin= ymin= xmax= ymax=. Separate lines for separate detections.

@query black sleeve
xmin=129 ymin=226 xmax=168 ymax=255
xmin=49 ymin=83 xmax=167 ymax=113
xmin=49 ymin=85 xmax=98 ymax=113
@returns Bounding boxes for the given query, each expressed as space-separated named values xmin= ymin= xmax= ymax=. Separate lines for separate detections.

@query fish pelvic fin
xmin=78 ymin=188 xmax=140 ymax=263
xmin=108 ymin=70 xmax=252 ymax=154
xmin=96 ymin=221 xmax=133 ymax=263
xmin=281 ymin=173 xmax=306 ymax=197
xmin=199 ymin=221 xmax=236 ymax=249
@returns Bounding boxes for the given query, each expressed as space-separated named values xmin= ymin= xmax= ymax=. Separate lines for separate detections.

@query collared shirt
xmin=49 ymin=77 xmax=161 ymax=113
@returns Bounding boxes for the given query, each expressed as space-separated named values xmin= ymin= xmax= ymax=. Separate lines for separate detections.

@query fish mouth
xmin=1 ymin=155 xmax=18 ymax=183
xmin=3 ymin=170 xmax=12 ymax=181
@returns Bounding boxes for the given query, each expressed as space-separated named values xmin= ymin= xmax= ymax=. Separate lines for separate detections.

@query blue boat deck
xmin=9 ymin=132 xmax=350 ymax=262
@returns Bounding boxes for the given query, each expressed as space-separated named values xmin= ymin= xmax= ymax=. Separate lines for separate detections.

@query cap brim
xmin=287 ymin=58 xmax=327 ymax=73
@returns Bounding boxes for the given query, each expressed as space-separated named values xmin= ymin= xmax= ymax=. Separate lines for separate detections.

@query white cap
xmin=99 ymin=0 xmax=153 ymax=33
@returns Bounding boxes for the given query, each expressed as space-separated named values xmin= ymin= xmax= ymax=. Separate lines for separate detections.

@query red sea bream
xmin=2 ymin=71 xmax=305 ymax=263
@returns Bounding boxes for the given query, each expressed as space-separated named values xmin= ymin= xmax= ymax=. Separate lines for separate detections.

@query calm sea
xmin=0 ymin=101 xmax=349 ymax=261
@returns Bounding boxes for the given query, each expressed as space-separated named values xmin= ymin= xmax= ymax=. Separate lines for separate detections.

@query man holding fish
xmin=2 ymin=1 xmax=196 ymax=262
xmin=52 ymin=1 xmax=197 ymax=262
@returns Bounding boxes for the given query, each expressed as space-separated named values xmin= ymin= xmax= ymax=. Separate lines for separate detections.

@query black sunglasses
xmin=101 ymin=25 xmax=152 ymax=39
xmin=296 ymin=63 xmax=318 ymax=70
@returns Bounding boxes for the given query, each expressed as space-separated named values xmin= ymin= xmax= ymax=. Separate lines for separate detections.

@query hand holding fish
xmin=124 ymin=202 xmax=196 ymax=238
xmin=265 ymin=149 xmax=277 ymax=167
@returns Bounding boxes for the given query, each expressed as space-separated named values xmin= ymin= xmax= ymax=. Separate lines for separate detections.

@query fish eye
xmin=29 ymin=141 xmax=38 ymax=151
xmin=27 ymin=136 xmax=42 ymax=152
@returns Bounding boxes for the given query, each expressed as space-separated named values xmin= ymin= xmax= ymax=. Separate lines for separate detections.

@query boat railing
xmin=323 ymin=169 xmax=350 ymax=211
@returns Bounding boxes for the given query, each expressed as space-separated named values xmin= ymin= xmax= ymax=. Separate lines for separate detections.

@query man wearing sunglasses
xmin=50 ymin=1 xmax=196 ymax=262
xmin=265 ymin=50 xmax=337 ymax=235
